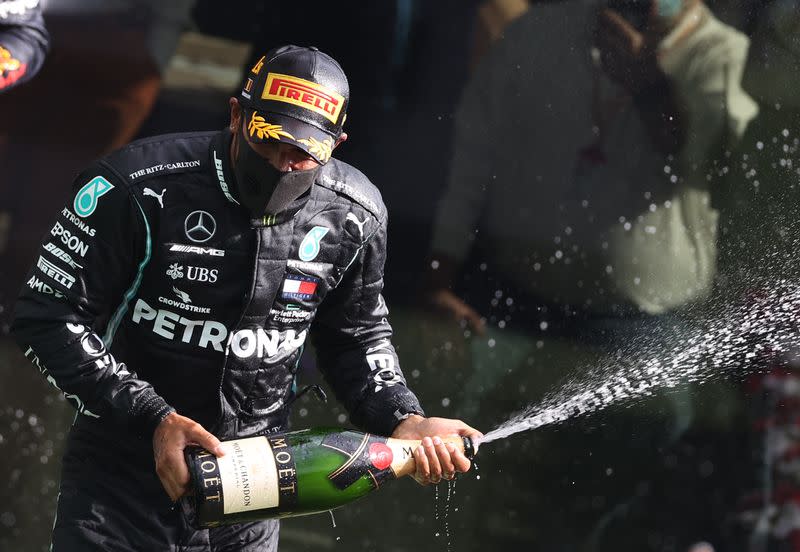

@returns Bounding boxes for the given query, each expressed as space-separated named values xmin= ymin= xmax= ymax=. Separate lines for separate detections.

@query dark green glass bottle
xmin=183 ymin=427 xmax=474 ymax=527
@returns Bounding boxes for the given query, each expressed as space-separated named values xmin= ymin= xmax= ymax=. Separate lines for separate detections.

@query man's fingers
xmin=187 ymin=423 xmax=225 ymax=456
xmin=435 ymin=437 xmax=455 ymax=478
xmin=414 ymin=444 xmax=431 ymax=485
xmin=156 ymin=450 xmax=191 ymax=501
xmin=424 ymin=437 xmax=443 ymax=483
xmin=600 ymin=8 xmax=641 ymax=46
xmin=465 ymin=310 xmax=486 ymax=336
xmin=451 ymin=421 xmax=483 ymax=440
xmin=449 ymin=445 xmax=472 ymax=473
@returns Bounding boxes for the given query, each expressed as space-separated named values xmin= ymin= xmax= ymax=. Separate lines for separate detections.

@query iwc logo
xmin=185 ymin=210 xmax=216 ymax=243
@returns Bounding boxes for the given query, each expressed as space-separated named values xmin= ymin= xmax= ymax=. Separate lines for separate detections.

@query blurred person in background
xmin=422 ymin=0 xmax=757 ymax=548
xmin=0 ymin=0 xmax=48 ymax=92
xmin=0 ymin=0 xmax=196 ymax=331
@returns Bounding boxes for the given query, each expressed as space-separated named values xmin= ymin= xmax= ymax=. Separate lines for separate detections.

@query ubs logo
xmin=185 ymin=210 xmax=216 ymax=243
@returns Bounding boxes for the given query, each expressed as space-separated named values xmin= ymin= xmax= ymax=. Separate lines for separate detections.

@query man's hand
xmin=391 ymin=415 xmax=483 ymax=485
xmin=594 ymin=7 xmax=686 ymax=154
xmin=153 ymin=412 xmax=225 ymax=501
xmin=427 ymin=288 xmax=486 ymax=336
xmin=594 ymin=8 xmax=664 ymax=94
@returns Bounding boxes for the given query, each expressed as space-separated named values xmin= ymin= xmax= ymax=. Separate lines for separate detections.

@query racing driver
xmin=12 ymin=44 xmax=481 ymax=550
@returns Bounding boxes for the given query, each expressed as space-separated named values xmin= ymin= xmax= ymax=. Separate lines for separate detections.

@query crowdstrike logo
xmin=173 ymin=286 xmax=191 ymax=303
xmin=158 ymin=287 xmax=211 ymax=314
xmin=185 ymin=210 xmax=216 ymax=243
xmin=132 ymin=298 xmax=306 ymax=358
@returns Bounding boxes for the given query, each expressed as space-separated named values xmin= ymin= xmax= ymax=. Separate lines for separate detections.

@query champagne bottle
xmin=182 ymin=426 xmax=475 ymax=528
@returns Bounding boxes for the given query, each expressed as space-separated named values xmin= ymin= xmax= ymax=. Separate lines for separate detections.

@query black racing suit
xmin=11 ymin=129 xmax=424 ymax=551
xmin=0 ymin=0 xmax=48 ymax=91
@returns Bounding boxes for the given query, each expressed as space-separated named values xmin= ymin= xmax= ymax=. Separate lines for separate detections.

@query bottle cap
xmin=462 ymin=436 xmax=476 ymax=459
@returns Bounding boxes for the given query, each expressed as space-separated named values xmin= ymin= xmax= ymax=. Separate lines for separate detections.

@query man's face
xmin=230 ymin=99 xmax=320 ymax=173
xmin=239 ymin=122 xmax=320 ymax=172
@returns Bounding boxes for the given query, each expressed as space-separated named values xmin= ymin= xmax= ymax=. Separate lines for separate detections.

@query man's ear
xmin=334 ymin=132 xmax=348 ymax=149
xmin=229 ymin=97 xmax=242 ymax=133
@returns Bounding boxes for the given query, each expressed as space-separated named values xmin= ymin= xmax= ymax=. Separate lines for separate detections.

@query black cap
xmin=238 ymin=45 xmax=349 ymax=164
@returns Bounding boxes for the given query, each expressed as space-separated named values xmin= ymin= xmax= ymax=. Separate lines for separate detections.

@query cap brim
xmin=243 ymin=108 xmax=337 ymax=164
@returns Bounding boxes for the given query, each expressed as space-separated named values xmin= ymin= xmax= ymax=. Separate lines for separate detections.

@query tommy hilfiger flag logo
xmin=282 ymin=274 xmax=319 ymax=300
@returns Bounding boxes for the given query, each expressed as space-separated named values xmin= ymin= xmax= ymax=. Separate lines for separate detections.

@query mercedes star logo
xmin=184 ymin=210 xmax=216 ymax=243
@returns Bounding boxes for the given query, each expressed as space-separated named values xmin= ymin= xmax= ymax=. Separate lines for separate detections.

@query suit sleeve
xmin=0 ymin=0 xmax=49 ymax=92
xmin=11 ymin=163 xmax=175 ymax=436
xmin=311 ymin=212 xmax=425 ymax=437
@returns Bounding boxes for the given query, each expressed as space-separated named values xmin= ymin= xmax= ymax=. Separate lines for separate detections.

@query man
xmin=12 ymin=44 xmax=480 ymax=551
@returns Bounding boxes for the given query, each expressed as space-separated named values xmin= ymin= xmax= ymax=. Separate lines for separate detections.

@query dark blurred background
xmin=2 ymin=0 xmax=800 ymax=550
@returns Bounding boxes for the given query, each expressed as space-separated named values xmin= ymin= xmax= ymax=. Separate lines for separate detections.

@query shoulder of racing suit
xmin=99 ymin=131 xmax=215 ymax=187
xmin=316 ymin=158 xmax=387 ymax=223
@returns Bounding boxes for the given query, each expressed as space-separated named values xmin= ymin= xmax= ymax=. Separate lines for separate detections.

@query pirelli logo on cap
xmin=262 ymin=73 xmax=344 ymax=124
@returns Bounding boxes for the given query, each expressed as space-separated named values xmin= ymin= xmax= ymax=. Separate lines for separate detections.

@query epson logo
xmin=170 ymin=244 xmax=225 ymax=257
xmin=132 ymin=298 xmax=306 ymax=358
xmin=50 ymin=223 xmax=89 ymax=258
xmin=60 ymin=208 xmax=96 ymax=237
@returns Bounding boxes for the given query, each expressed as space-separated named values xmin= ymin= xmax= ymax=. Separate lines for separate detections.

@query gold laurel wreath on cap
xmin=248 ymin=112 xmax=295 ymax=141
xmin=296 ymin=137 xmax=334 ymax=163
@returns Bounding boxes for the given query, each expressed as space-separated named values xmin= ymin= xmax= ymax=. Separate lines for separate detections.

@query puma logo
xmin=346 ymin=213 xmax=368 ymax=239
xmin=143 ymin=187 xmax=166 ymax=208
